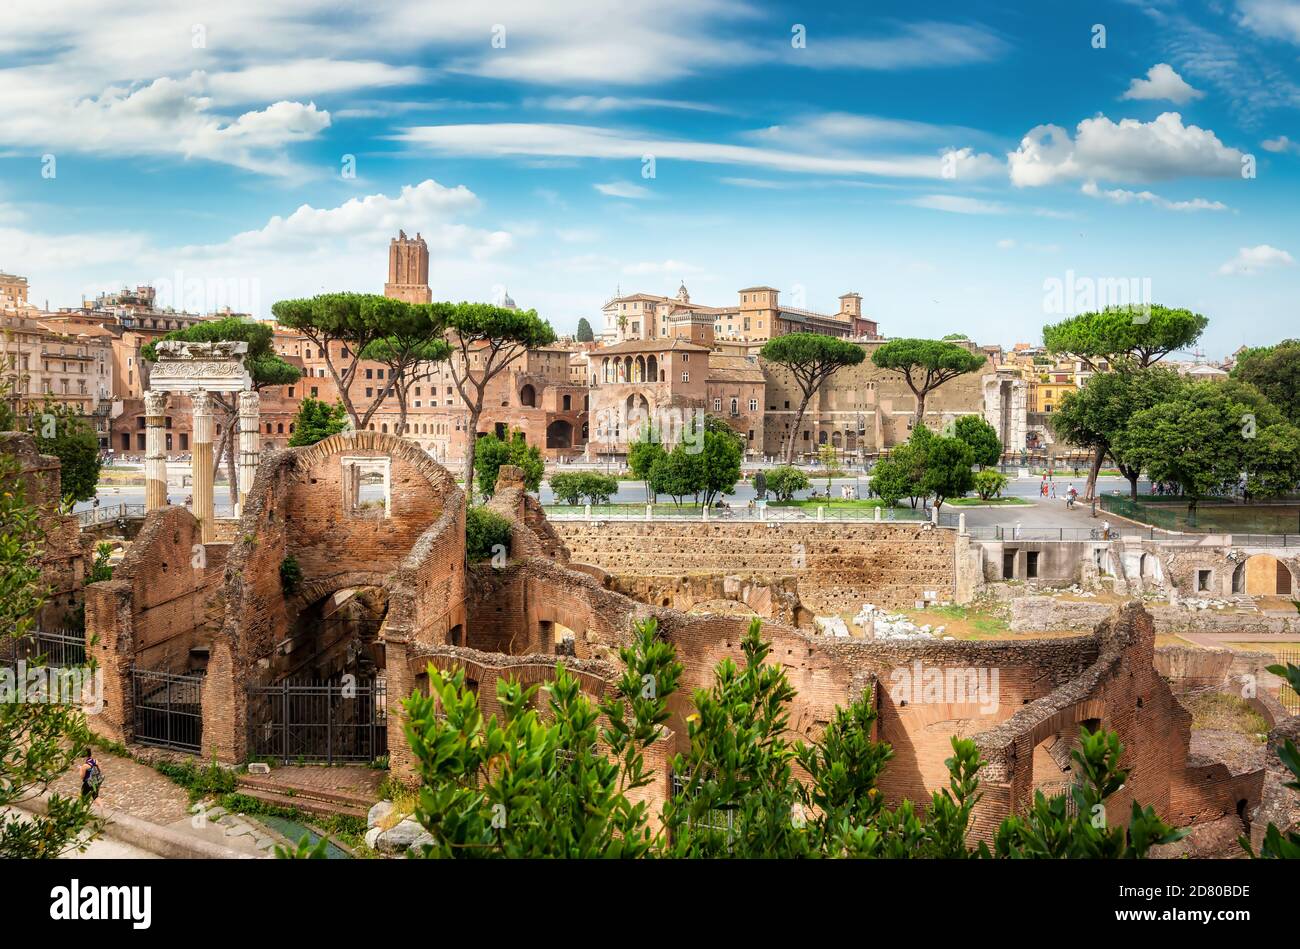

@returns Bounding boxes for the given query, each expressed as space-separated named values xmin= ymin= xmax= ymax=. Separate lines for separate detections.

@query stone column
xmin=191 ymin=389 xmax=215 ymax=542
xmin=237 ymin=390 xmax=260 ymax=517
xmin=143 ymin=390 xmax=168 ymax=511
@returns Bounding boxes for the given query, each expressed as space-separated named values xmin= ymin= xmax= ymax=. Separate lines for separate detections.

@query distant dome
xmin=500 ymin=289 xmax=517 ymax=310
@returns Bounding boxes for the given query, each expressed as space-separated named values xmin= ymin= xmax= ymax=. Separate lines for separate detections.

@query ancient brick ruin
xmin=74 ymin=437 xmax=1285 ymax=848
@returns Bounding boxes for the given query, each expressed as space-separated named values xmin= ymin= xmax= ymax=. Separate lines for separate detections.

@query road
xmin=83 ymin=467 xmax=1147 ymax=528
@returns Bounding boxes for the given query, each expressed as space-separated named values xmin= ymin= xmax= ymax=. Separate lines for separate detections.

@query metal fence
xmin=668 ymin=769 xmax=735 ymax=846
xmin=1276 ymin=649 xmax=1299 ymax=716
xmin=247 ymin=677 xmax=388 ymax=764
xmin=76 ymin=503 xmax=146 ymax=527
xmin=132 ymin=667 xmax=205 ymax=754
xmin=1101 ymin=494 xmax=1300 ymax=536
xmin=0 ymin=629 xmax=88 ymax=668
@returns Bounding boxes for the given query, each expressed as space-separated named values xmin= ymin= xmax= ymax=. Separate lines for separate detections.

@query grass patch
xmin=1181 ymin=692 xmax=1269 ymax=740
xmin=901 ymin=604 xmax=1010 ymax=639
xmin=945 ymin=497 xmax=1031 ymax=506
xmin=154 ymin=756 xmax=239 ymax=802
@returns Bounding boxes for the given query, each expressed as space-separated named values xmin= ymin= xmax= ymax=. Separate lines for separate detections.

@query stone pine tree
xmin=444 ymin=302 xmax=556 ymax=493
xmin=1043 ymin=305 xmax=1207 ymax=498
xmin=0 ymin=439 xmax=104 ymax=857
xmin=143 ymin=317 xmax=300 ymax=506
xmin=270 ymin=292 xmax=392 ymax=430
xmin=359 ymin=299 xmax=452 ymax=437
xmin=870 ymin=338 xmax=985 ymax=430
xmin=760 ymin=333 xmax=866 ymax=463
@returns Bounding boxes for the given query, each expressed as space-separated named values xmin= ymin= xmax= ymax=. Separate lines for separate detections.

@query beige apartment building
xmin=0 ymin=311 xmax=114 ymax=417
xmin=600 ymin=283 xmax=879 ymax=344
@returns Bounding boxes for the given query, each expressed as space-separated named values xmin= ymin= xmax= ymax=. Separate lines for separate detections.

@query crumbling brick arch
xmin=216 ymin=431 xmax=466 ymax=761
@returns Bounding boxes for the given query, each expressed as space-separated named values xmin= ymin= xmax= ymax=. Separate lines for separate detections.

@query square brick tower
xmin=384 ymin=230 xmax=432 ymax=304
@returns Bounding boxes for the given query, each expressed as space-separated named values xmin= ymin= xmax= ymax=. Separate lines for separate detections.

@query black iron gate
xmin=132 ymin=667 xmax=205 ymax=753
xmin=1277 ymin=649 xmax=1299 ymax=715
xmin=247 ymin=677 xmax=387 ymax=764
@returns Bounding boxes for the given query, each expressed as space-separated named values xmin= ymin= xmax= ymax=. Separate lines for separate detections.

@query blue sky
xmin=2 ymin=0 xmax=1298 ymax=357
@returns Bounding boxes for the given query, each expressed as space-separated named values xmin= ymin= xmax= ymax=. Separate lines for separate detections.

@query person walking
xmin=79 ymin=753 xmax=104 ymax=803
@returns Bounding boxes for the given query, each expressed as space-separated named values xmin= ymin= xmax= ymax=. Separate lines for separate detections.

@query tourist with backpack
xmin=79 ymin=753 xmax=104 ymax=802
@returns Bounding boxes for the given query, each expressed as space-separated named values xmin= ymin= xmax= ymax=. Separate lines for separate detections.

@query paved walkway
xmin=50 ymin=747 xmax=190 ymax=826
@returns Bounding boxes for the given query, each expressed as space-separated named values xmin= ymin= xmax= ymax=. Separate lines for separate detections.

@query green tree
xmin=144 ymin=316 xmax=301 ymax=504
xmin=760 ymin=334 xmax=866 ymax=463
xmin=464 ymin=506 xmax=512 ymax=562
xmin=627 ymin=425 xmax=666 ymax=502
xmin=1051 ymin=368 xmax=1184 ymax=500
xmin=869 ymin=458 xmax=910 ymax=506
xmin=26 ymin=402 xmax=100 ymax=504
xmin=548 ymin=472 xmax=617 ymax=506
xmin=473 ymin=428 xmax=545 ymax=499
xmin=287 ymin=397 xmax=349 ymax=447
xmin=878 ymin=426 xmax=934 ymax=509
xmin=404 ymin=618 xmax=681 ymax=857
xmin=951 ymin=414 xmax=1002 ymax=469
xmin=1232 ymin=339 xmax=1300 ymax=426
xmin=400 ymin=614 xmax=1183 ymax=859
xmin=1113 ymin=379 xmax=1300 ymax=515
xmin=359 ymin=299 xmax=452 ymax=436
xmin=766 ymin=465 xmax=810 ymax=502
xmin=270 ymin=293 xmax=391 ymax=431
xmin=649 ymin=444 xmax=704 ymax=508
xmin=575 ymin=318 xmax=595 ymax=343
xmin=972 ymin=469 xmax=1008 ymax=500
xmin=1044 ymin=305 xmax=1207 ymax=494
xmin=871 ymin=339 xmax=985 ymax=428
xmin=0 ymin=449 xmax=104 ymax=857
xmin=698 ymin=417 xmax=743 ymax=508
xmin=443 ymin=303 xmax=556 ymax=493
xmin=1042 ymin=304 xmax=1208 ymax=371
xmin=922 ymin=434 xmax=975 ymax=510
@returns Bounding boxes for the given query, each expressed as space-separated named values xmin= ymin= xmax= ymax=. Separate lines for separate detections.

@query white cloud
xmin=1236 ymin=0 xmax=1300 ymax=44
xmin=779 ymin=22 xmax=1008 ymax=71
xmin=1 ymin=179 xmax=515 ymax=316
xmin=531 ymin=95 xmax=726 ymax=114
xmin=397 ymin=122 xmax=999 ymax=180
xmin=1080 ymin=180 xmax=1228 ymax=211
xmin=907 ymin=195 xmax=1009 ymax=215
xmin=1009 ymin=112 xmax=1243 ymax=187
xmin=594 ymin=182 xmax=653 ymax=199
xmin=0 ymin=71 xmax=330 ymax=176
xmin=1121 ymin=64 xmax=1205 ymax=105
xmin=1262 ymin=134 xmax=1300 ymax=154
xmin=1217 ymin=244 xmax=1295 ymax=275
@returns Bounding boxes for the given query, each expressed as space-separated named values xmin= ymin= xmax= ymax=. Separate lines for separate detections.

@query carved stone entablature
xmin=151 ymin=341 xmax=251 ymax=393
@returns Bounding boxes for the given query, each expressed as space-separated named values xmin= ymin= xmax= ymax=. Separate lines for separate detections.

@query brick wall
xmin=554 ymin=520 xmax=960 ymax=613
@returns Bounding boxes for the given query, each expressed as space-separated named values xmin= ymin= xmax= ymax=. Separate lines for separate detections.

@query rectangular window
xmin=1026 ymin=552 xmax=1039 ymax=579
xmin=749 ymin=399 xmax=758 ymax=411
xmin=341 ymin=456 xmax=391 ymax=519
xmin=713 ymin=399 xmax=722 ymax=411
xmin=682 ymin=371 xmax=689 ymax=382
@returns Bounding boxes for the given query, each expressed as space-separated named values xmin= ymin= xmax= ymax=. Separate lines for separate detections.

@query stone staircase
xmin=234 ymin=772 xmax=372 ymax=820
